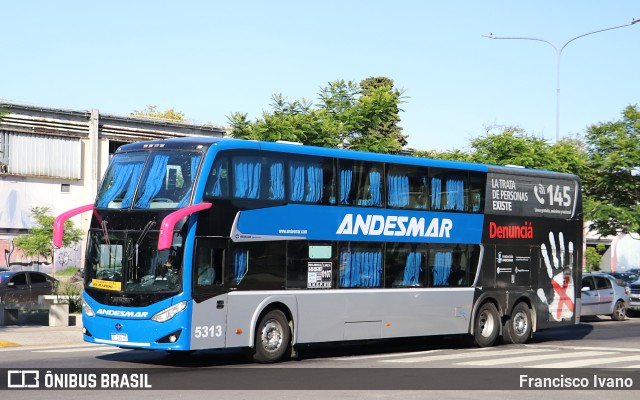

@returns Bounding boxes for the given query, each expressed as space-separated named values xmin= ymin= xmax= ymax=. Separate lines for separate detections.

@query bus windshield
xmin=85 ymin=230 xmax=183 ymax=294
xmin=96 ymin=150 xmax=202 ymax=209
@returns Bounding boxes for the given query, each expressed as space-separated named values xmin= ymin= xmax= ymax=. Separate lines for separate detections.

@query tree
xmin=416 ymin=125 xmax=589 ymax=176
xmin=583 ymin=105 xmax=640 ymax=236
xmin=227 ymin=77 xmax=407 ymax=154
xmin=412 ymin=148 xmax=472 ymax=162
xmin=584 ymin=244 xmax=605 ymax=272
xmin=131 ymin=105 xmax=185 ymax=121
xmin=13 ymin=207 xmax=83 ymax=271
xmin=347 ymin=77 xmax=407 ymax=153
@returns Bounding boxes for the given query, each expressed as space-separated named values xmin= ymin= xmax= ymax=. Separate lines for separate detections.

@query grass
xmin=55 ymin=266 xmax=81 ymax=276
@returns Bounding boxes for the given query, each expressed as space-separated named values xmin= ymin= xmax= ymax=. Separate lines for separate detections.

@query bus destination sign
xmin=485 ymin=173 xmax=577 ymax=219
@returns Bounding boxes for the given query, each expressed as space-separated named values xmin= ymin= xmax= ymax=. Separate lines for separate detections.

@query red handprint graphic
xmin=537 ymin=232 xmax=575 ymax=321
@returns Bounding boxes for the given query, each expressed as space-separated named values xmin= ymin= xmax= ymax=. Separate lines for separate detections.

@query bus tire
xmin=251 ymin=309 xmax=290 ymax=363
xmin=503 ymin=302 xmax=532 ymax=345
xmin=474 ymin=302 xmax=500 ymax=347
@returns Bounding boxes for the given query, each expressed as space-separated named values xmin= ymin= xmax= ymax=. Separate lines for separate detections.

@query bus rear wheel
xmin=474 ymin=302 xmax=499 ymax=347
xmin=502 ymin=302 xmax=532 ymax=345
xmin=251 ymin=309 xmax=290 ymax=363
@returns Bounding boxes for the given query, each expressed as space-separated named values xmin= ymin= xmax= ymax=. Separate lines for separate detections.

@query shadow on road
xmin=95 ymin=317 xmax=640 ymax=367
xmin=529 ymin=322 xmax=594 ymax=343
xmin=95 ymin=334 xmax=498 ymax=367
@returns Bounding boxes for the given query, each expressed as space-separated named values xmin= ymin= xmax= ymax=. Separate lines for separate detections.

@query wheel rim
xmin=260 ymin=319 xmax=284 ymax=352
xmin=512 ymin=311 xmax=529 ymax=336
xmin=479 ymin=310 xmax=496 ymax=338
xmin=615 ymin=302 xmax=626 ymax=319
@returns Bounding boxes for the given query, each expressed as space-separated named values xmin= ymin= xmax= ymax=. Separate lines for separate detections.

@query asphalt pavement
xmin=0 ymin=314 xmax=83 ymax=348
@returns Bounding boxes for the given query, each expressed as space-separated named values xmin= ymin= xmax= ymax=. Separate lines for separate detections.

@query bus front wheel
xmin=474 ymin=302 xmax=499 ymax=347
xmin=251 ymin=309 xmax=290 ymax=363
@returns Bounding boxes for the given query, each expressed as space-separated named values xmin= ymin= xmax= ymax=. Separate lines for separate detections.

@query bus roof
xmin=117 ymin=137 xmax=579 ymax=180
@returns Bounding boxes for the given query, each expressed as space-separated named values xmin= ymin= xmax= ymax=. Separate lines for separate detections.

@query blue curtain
xmin=388 ymin=173 xmax=409 ymax=207
xmin=209 ymin=159 xmax=225 ymax=197
xmin=340 ymin=251 xmax=352 ymax=287
xmin=431 ymin=177 xmax=442 ymax=210
xmin=120 ymin=163 xmax=144 ymax=208
xmin=306 ymin=163 xmax=323 ymax=202
xmin=134 ymin=155 xmax=170 ymax=208
xmin=433 ymin=251 xmax=452 ymax=286
xmin=340 ymin=249 xmax=382 ymax=288
xmin=445 ymin=177 xmax=465 ymax=211
xmin=369 ymin=170 xmax=382 ymax=206
xmin=177 ymin=155 xmax=202 ymax=207
xmin=289 ymin=161 xmax=306 ymax=201
xmin=233 ymin=157 xmax=261 ymax=199
xmin=269 ymin=160 xmax=284 ymax=200
xmin=290 ymin=161 xmax=323 ymax=203
xmin=233 ymin=249 xmax=248 ymax=285
xmin=340 ymin=167 xmax=352 ymax=205
xmin=402 ymin=252 xmax=422 ymax=286
xmin=97 ymin=162 xmax=144 ymax=208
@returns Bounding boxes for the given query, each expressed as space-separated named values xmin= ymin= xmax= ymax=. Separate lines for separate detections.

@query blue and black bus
xmin=54 ymin=137 xmax=583 ymax=362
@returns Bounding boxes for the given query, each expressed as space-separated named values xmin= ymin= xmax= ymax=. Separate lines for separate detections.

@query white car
xmin=628 ymin=279 xmax=640 ymax=316
xmin=580 ymin=272 xmax=629 ymax=321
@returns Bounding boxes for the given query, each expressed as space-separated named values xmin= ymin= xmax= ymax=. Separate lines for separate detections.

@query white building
xmin=0 ymin=101 xmax=223 ymax=272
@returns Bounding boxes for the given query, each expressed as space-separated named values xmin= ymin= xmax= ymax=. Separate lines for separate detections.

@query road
xmin=1 ymin=316 xmax=640 ymax=398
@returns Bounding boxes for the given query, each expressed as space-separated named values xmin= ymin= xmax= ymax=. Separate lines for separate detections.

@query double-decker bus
xmin=54 ymin=137 xmax=582 ymax=362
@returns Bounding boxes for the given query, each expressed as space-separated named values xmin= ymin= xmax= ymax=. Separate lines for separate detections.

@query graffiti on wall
xmin=1 ymin=238 xmax=82 ymax=273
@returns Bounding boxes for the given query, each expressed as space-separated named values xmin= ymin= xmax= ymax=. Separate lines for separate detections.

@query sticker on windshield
xmin=91 ymin=279 xmax=122 ymax=291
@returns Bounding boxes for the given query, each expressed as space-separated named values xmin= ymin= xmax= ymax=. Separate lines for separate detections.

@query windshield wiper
xmin=127 ymin=220 xmax=156 ymax=261
xmin=100 ymin=220 xmax=110 ymax=247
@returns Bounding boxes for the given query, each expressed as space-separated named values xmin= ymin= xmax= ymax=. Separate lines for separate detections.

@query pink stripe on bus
xmin=158 ymin=203 xmax=212 ymax=250
xmin=53 ymin=204 xmax=94 ymax=248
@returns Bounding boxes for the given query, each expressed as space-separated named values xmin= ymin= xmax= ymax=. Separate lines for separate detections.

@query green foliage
xmin=584 ymin=244 xmax=605 ymax=272
xmin=13 ymin=207 xmax=83 ymax=264
xmin=56 ymin=266 xmax=81 ymax=277
xmin=411 ymin=148 xmax=473 ymax=162
xmin=583 ymin=105 xmax=640 ymax=236
xmin=0 ymin=106 xmax=7 ymax=121
xmin=227 ymin=77 xmax=406 ymax=154
xmin=131 ymin=105 xmax=185 ymax=121
xmin=414 ymin=125 xmax=588 ymax=176
xmin=350 ymin=77 xmax=407 ymax=153
xmin=466 ymin=126 xmax=585 ymax=173
xmin=53 ymin=281 xmax=82 ymax=313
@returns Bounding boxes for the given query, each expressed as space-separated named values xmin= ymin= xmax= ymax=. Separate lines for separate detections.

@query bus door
xmin=191 ymin=237 xmax=228 ymax=350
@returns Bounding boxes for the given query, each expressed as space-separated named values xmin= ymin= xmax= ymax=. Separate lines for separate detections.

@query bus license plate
xmin=111 ymin=333 xmax=128 ymax=342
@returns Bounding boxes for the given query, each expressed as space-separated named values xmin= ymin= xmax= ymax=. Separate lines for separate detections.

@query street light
xmin=483 ymin=18 xmax=640 ymax=142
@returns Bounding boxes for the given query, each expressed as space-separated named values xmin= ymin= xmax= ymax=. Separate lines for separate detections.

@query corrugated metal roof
xmin=7 ymin=132 xmax=80 ymax=179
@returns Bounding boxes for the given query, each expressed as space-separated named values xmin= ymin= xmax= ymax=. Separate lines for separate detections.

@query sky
xmin=1 ymin=1 xmax=639 ymax=152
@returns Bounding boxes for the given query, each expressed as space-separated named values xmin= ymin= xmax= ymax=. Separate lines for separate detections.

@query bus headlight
xmin=151 ymin=301 xmax=187 ymax=323
xmin=83 ymin=299 xmax=96 ymax=317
